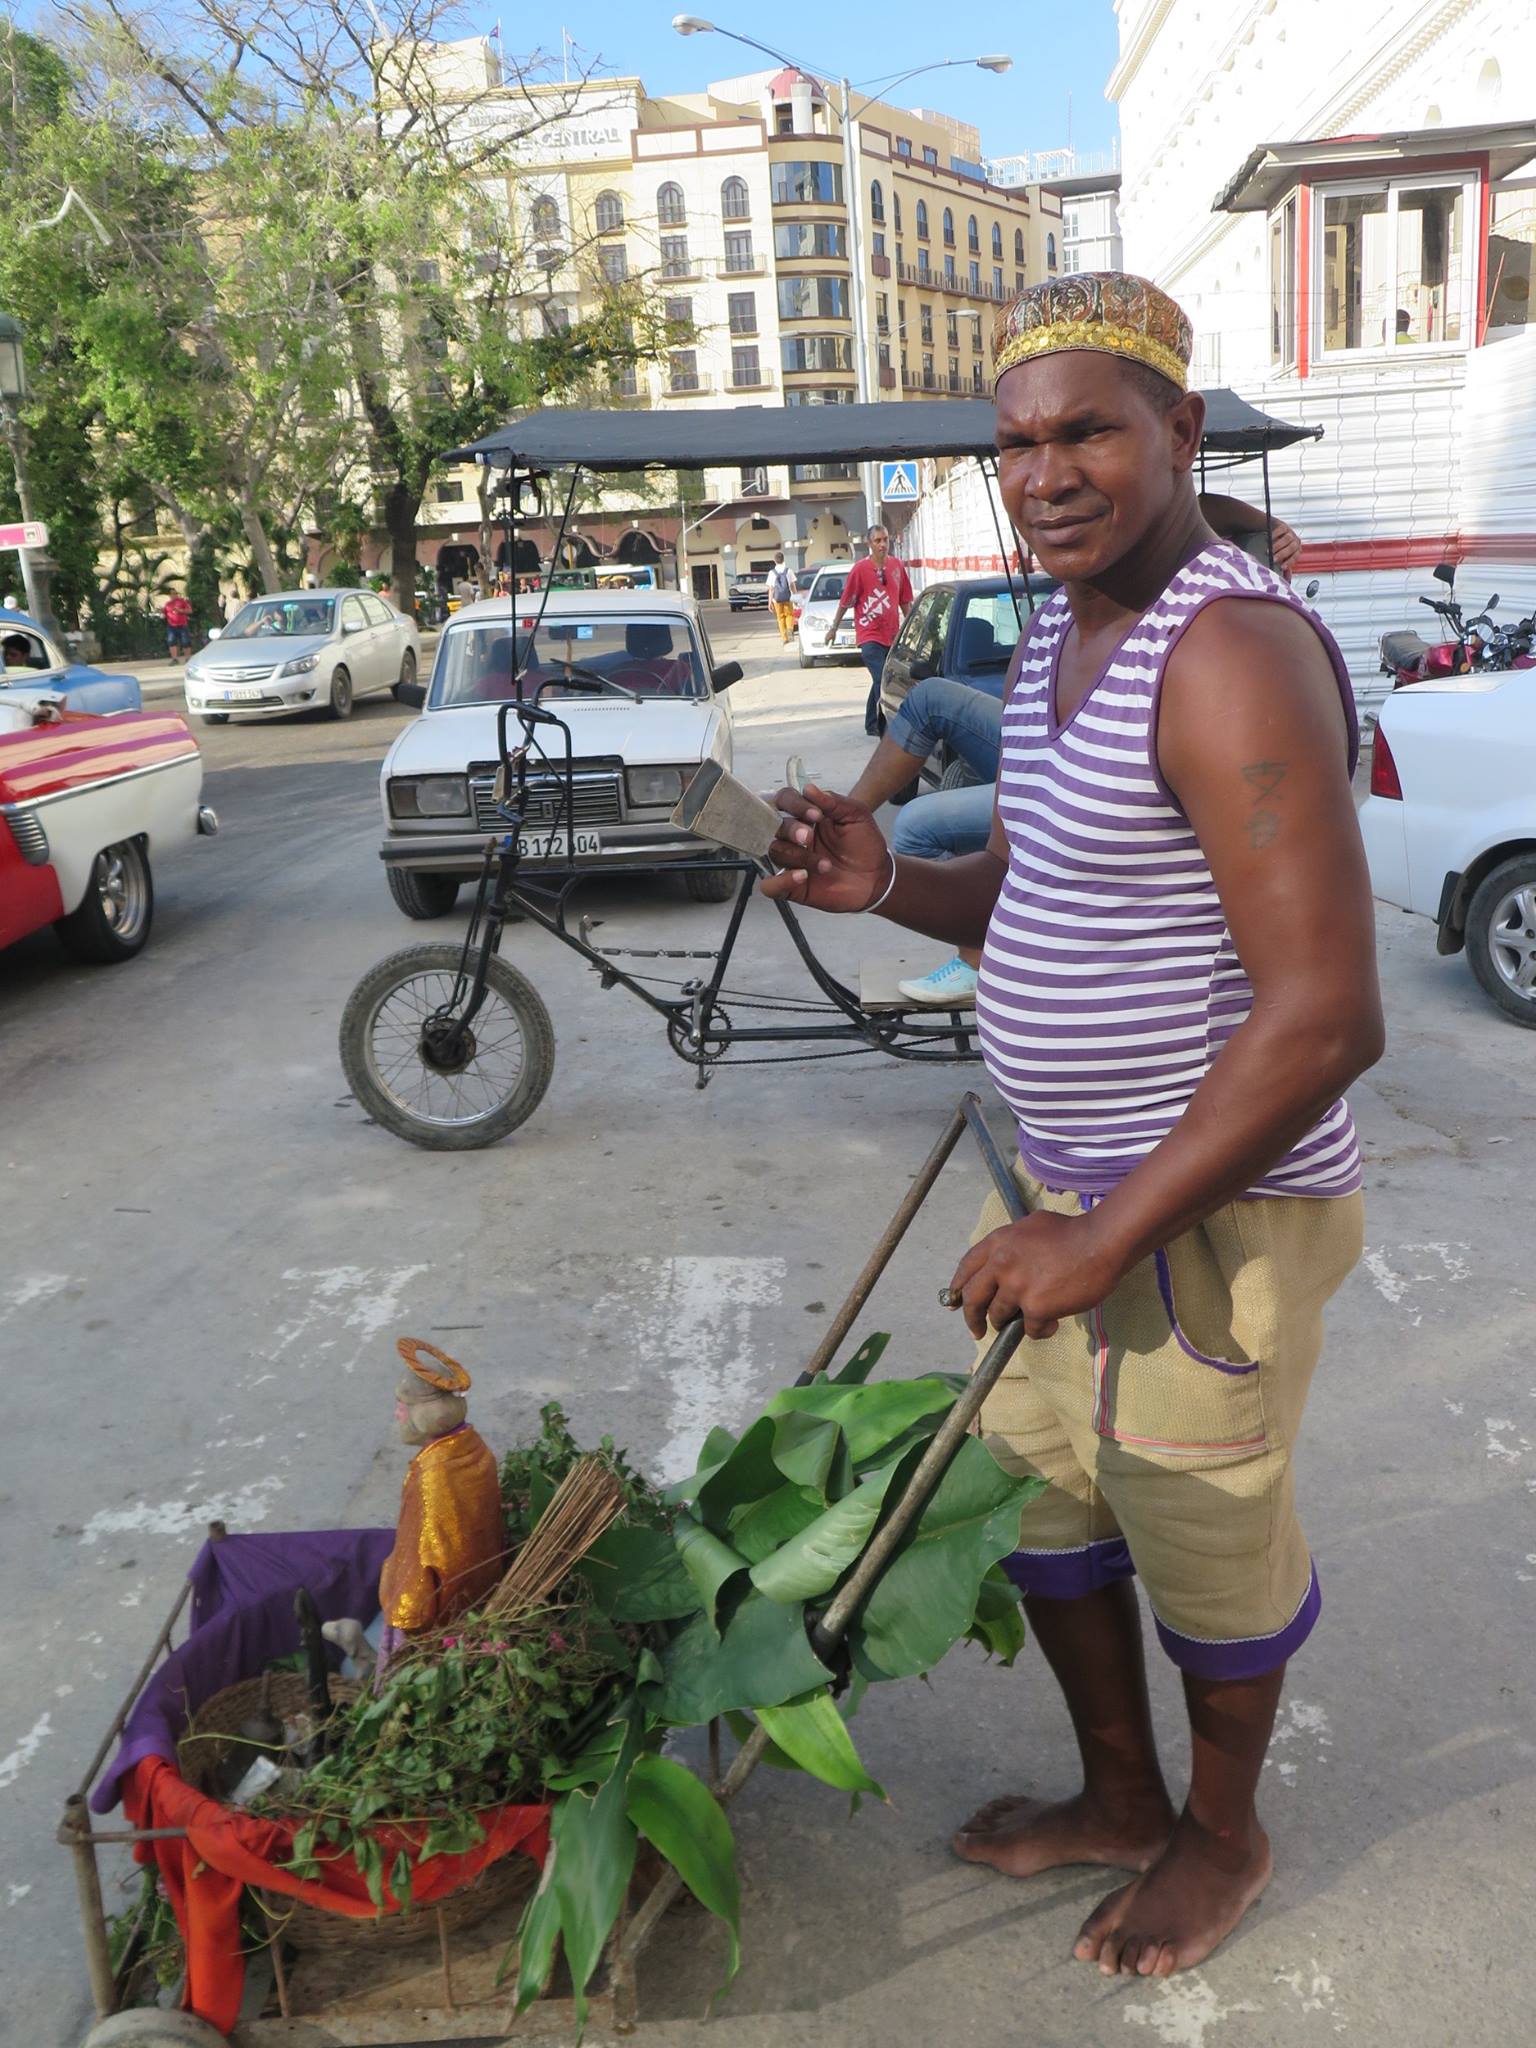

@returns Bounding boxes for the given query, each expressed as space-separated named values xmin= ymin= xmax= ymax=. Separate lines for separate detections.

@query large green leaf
xmin=852 ymin=1436 xmax=1036 ymax=1681
xmin=652 ymin=1589 xmax=834 ymax=1724
xmin=509 ymin=1854 xmax=563 ymax=2008
xmin=755 ymin=1690 xmax=885 ymax=1798
xmin=728 ymin=1481 xmax=825 ymax=1566
xmin=748 ymin=1457 xmax=906 ymax=1605
xmin=674 ymin=1514 xmax=751 ymax=1634
xmin=967 ymin=1563 xmax=1029 ymax=1666
xmin=579 ymin=1520 xmax=698 ymax=1623
xmin=765 ymin=1376 xmax=964 ymax=1466
xmin=695 ymin=1416 xmax=784 ymax=1525
xmin=768 ymin=1409 xmax=850 ymax=1497
xmin=625 ymin=1754 xmax=741 ymax=1984
xmin=831 ymin=1330 xmax=891 ymax=1385
xmin=546 ymin=1719 xmax=641 ymax=2028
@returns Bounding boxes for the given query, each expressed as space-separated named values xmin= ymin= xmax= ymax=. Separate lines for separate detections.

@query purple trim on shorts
xmin=1152 ymin=1248 xmax=1258 ymax=1376
xmin=1002 ymin=1536 xmax=1136 ymax=1601
xmin=1153 ymin=1564 xmax=1321 ymax=1680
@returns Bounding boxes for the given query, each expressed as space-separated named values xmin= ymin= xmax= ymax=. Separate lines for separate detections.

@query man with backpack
xmin=768 ymin=553 xmax=795 ymax=644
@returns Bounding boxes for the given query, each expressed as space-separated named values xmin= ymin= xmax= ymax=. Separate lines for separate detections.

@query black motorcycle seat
xmin=1381 ymin=629 xmax=1430 ymax=668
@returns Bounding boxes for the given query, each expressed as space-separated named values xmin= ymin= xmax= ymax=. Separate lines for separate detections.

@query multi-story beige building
xmin=414 ymin=45 xmax=1058 ymax=599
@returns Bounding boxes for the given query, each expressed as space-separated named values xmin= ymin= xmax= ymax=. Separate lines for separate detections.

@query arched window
xmin=991 ymin=222 xmax=1002 ymax=260
xmin=942 ymin=207 xmax=955 ymax=247
xmin=658 ymin=182 xmax=687 ymax=227
xmin=893 ymin=192 xmax=903 ymax=233
xmin=869 ymin=179 xmax=885 ymax=223
xmin=916 ymin=200 xmax=929 ymax=240
xmin=593 ymin=189 xmax=625 ymax=234
xmin=721 ymin=176 xmax=750 ymax=221
xmin=967 ymin=214 xmax=979 ymax=253
xmin=530 ymin=195 xmax=561 ymax=240
xmin=1014 ymin=227 xmax=1025 ymax=264
xmin=1046 ymin=232 xmax=1057 ymax=269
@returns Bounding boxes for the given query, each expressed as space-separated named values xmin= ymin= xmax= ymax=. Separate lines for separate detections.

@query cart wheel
xmin=82 ymin=2013 xmax=230 ymax=2047
xmin=339 ymin=941 xmax=556 ymax=1150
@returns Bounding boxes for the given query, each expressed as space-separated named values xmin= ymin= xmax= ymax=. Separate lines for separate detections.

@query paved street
xmin=3 ymin=606 xmax=1534 ymax=2047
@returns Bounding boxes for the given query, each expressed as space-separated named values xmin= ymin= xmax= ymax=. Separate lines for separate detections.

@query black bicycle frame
xmin=429 ymin=685 xmax=981 ymax=1083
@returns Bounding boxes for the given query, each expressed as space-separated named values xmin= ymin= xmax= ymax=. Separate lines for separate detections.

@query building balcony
xmin=871 ymin=253 xmax=891 ymax=278
xmin=879 ymin=363 xmax=897 ymax=390
xmin=789 ymin=463 xmax=861 ymax=494
xmin=666 ymin=373 xmax=715 ymax=397
xmin=728 ymin=370 xmax=776 ymax=391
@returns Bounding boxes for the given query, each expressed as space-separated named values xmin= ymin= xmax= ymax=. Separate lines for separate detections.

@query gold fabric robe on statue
xmin=378 ymin=1425 xmax=504 ymax=1634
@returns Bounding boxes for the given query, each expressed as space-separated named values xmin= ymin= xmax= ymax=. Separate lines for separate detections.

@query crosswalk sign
xmin=880 ymin=461 xmax=919 ymax=503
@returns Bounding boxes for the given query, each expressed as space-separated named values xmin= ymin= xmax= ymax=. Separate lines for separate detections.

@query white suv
xmin=379 ymin=590 xmax=742 ymax=918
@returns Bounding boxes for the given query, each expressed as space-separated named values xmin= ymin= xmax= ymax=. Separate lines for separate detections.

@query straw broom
xmin=482 ymin=1456 xmax=628 ymax=1621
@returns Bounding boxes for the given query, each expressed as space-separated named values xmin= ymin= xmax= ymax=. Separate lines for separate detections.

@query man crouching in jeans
xmin=762 ymin=272 xmax=1383 ymax=1978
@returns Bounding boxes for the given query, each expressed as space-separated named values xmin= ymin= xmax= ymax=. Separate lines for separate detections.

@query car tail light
xmin=1369 ymin=725 xmax=1403 ymax=800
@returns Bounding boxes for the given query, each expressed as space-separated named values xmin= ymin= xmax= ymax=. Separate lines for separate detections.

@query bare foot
xmin=1073 ymin=1810 xmax=1272 ymax=1977
xmin=951 ymin=1789 xmax=1174 ymax=1881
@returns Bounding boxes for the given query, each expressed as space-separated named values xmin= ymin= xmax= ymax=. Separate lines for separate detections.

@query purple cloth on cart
xmin=93 ymin=1529 xmax=392 ymax=1815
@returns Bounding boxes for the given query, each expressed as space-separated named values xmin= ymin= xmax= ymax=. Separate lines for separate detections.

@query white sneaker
xmin=897 ymin=956 xmax=978 ymax=1006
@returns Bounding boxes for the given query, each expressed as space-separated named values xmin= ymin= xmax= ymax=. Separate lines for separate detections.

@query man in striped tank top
xmin=764 ymin=273 xmax=1383 ymax=1980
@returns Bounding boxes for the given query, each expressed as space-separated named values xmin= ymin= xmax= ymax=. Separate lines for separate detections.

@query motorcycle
xmin=1380 ymin=562 xmax=1536 ymax=687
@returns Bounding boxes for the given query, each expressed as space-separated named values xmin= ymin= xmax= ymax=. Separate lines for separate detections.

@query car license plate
xmin=220 ymin=686 xmax=267 ymax=701
xmin=515 ymin=829 xmax=602 ymax=860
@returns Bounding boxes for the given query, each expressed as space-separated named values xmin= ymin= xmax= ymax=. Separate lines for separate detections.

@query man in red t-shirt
xmin=163 ymin=593 xmax=193 ymax=661
xmin=828 ymin=526 xmax=914 ymax=734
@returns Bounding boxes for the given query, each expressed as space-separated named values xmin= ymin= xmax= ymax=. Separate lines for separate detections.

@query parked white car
xmin=183 ymin=589 xmax=419 ymax=724
xmin=1359 ymin=665 xmax=1536 ymax=1025
xmin=378 ymin=590 xmax=742 ymax=918
xmin=796 ymin=565 xmax=858 ymax=668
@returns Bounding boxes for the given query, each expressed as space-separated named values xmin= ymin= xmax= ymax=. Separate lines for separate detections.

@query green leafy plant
xmin=506 ymin=1336 xmax=1039 ymax=2028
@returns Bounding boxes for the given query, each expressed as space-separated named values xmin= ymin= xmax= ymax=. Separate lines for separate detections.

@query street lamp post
xmin=0 ymin=312 xmax=62 ymax=638
xmin=673 ymin=20 xmax=1010 ymax=539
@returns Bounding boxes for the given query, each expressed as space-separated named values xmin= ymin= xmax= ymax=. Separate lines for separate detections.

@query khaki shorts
xmin=973 ymin=1165 xmax=1363 ymax=1679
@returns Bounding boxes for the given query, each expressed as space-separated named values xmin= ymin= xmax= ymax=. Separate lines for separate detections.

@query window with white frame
xmin=658 ymin=182 xmax=687 ymax=227
xmin=1268 ymin=195 xmax=1297 ymax=367
xmin=721 ymin=176 xmax=750 ymax=221
xmin=1486 ymin=180 xmax=1536 ymax=336
xmin=1319 ymin=178 xmax=1470 ymax=354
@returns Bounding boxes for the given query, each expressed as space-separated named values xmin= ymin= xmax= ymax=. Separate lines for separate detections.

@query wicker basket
xmin=177 ymin=1674 xmax=539 ymax=1952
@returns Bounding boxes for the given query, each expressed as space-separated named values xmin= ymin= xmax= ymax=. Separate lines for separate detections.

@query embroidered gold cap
xmin=992 ymin=272 xmax=1193 ymax=393
xmin=397 ymin=1336 xmax=472 ymax=1394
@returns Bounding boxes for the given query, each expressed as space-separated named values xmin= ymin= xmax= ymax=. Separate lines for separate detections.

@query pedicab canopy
xmin=443 ymin=390 xmax=1322 ymax=473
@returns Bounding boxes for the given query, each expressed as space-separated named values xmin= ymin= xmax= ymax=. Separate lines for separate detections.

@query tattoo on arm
xmin=1241 ymin=759 xmax=1287 ymax=850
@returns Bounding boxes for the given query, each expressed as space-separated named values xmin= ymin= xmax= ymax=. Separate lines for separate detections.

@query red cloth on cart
xmin=124 ymin=1756 xmax=550 ymax=2033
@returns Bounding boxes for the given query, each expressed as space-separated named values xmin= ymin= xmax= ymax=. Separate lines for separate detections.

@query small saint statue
xmin=377 ymin=1339 xmax=504 ymax=1660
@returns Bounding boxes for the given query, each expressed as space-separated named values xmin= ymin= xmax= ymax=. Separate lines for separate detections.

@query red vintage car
xmin=0 ymin=695 xmax=216 ymax=963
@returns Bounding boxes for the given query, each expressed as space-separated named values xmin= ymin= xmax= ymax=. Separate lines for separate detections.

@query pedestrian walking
xmin=763 ymin=271 xmax=1382 ymax=1983
xmin=826 ymin=527 xmax=913 ymax=734
xmin=767 ymin=553 xmax=796 ymax=644
xmin=162 ymin=592 xmax=193 ymax=661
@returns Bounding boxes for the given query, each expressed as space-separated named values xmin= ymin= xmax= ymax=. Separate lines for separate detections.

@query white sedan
xmin=378 ymin=590 xmax=741 ymax=919
xmin=795 ymin=565 xmax=859 ymax=668
xmin=183 ymin=589 xmax=420 ymax=724
xmin=1359 ymin=665 xmax=1536 ymax=1025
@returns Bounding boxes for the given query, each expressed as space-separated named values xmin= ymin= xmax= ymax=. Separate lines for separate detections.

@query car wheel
xmin=387 ymin=867 xmax=460 ymax=920
xmin=55 ymin=838 xmax=154 ymax=964
xmin=392 ymin=648 xmax=418 ymax=702
xmin=683 ymin=862 xmax=739 ymax=903
xmin=328 ymin=666 xmax=354 ymax=719
xmin=1465 ymin=855 xmax=1536 ymax=1027
xmin=201 ymin=712 xmax=230 ymax=725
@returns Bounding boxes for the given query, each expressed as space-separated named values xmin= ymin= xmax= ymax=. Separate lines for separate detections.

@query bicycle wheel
xmin=339 ymin=942 xmax=555 ymax=1150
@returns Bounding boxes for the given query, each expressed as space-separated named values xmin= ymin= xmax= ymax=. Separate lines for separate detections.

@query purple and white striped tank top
xmin=974 ymin=540 xmax=1362 ymax=1200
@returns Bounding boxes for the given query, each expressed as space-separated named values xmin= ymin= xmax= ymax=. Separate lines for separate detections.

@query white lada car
xmin=379 ymin=590 xmax=743 ymax=918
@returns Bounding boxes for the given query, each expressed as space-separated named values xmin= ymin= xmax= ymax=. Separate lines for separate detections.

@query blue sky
xmin=480 ymin=3 xmax=1121 ymax=161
